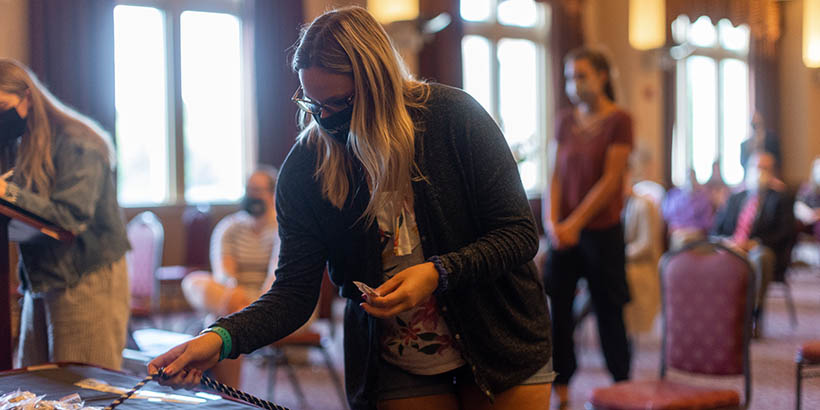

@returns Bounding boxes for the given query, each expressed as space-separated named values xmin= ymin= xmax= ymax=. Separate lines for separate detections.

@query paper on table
xmin=74 ymin=378 xmax=214 ymax=404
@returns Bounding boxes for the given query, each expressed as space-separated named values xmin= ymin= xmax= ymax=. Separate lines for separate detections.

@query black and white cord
xmin=102 ymin=369 xmax=292 ymax=410
xmin=200 ymin=374 xmax=291 ymax=410
xmin=103 ymin=373 xmax=155 ymax=410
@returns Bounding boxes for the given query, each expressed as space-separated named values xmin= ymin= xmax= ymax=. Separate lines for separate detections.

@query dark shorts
xmin=375 ymin=357 xmax=556 ymax=402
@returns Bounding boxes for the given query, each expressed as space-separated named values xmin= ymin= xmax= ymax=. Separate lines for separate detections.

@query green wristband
xmin=200 ymin=326 xmax=232 ymax=361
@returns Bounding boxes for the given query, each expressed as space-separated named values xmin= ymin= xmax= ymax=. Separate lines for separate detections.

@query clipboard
xmin=0 ymin=196 xmax=74 ymax=371
xmin=0 ymin=197 xmax=74 ymax=242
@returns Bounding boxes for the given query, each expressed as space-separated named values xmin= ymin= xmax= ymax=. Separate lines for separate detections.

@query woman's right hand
xmin=147 ymin=332 xmax=223 ymax=389
xmin=554 ymin=221 xmax=581 ymax=249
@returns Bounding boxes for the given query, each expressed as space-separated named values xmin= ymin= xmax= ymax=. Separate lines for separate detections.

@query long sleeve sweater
xmin=214 ymin=84 xmax=552 ymax=409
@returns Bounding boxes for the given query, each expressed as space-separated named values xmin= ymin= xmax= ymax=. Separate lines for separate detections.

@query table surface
xmin=0 ymin=363 xmax=259 ymax=409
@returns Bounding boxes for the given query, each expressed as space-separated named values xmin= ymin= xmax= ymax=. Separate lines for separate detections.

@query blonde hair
xmin=291 ymin=6 xmax=429 ymax=223
xmin=0 ymin=59 xmax=114 ymax=196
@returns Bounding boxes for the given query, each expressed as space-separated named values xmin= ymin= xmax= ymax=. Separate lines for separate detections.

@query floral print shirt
xmin=377 ymin=197 xmax=464 ymax=375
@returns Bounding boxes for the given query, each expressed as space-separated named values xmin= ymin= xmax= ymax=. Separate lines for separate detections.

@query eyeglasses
xmin=291 ymin=86 xmax=354 ymax=116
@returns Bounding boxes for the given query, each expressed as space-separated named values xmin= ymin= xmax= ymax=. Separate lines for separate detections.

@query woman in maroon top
xmin=544 ymin=48 xmax=632 ymax=408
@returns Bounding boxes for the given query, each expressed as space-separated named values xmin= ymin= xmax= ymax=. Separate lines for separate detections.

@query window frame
xmin=671 ymin=16 xmax=749 ymax=187
xmin=114 ymin=0 xmax=256 ymax=207
xmin=461 ymin=0 xmax=553 ymax=196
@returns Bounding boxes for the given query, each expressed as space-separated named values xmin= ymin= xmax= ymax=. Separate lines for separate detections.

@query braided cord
xmin=103 ymin=373 xmax=156 ymax=410
xmin=102 ymin=369 xmax=292 ymax=410
xmin=200 ymin=375 xmax=291 ymax=410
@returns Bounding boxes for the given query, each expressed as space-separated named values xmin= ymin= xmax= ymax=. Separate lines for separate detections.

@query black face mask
xmin=313 ymin=105 xmax=353 ymax=145
xmin=241 ymin=196 xmax=267 ymax=217
xmin=0 ymin=106 xmax=26 ymax=144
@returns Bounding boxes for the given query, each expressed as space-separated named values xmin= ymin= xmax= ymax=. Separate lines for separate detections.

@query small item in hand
xmin=353 ymin=281 xmax=380 ymax=297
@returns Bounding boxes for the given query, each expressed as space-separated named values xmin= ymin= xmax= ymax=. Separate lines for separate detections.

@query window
xmin=460 ymin=0 xmax=551 ymax=195
xmin=114 ymin=1 xmax=254 ymax=206
xmin=670 ymin=15 xmax=750 ymax=187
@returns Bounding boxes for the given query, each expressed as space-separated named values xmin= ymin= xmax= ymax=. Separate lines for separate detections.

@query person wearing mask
xmin=703 ymin=160 xmax=730 ymax=210
xmin=622 ymin=166 xmax=661 ymax=339
xmin=741 ymin=112 xmax=781 ymax=176
xmin=180 ymin=167 xmax=279 ymax=387
xmin=0 ymin=59 xmax=130 ymax=370
xmin=543 ymin=47 xmax=632 ymax=409
xmin=629 ymin=147 xmax=665 ymax=209
xmin=662 ymin=168 xmax=715 ymax=250
xmin=712 ymin=151 xmax=794 ymax=338
xmin=795 ymin=156 xmax=820 ymax=241
xmin=149 ymin=7 xmax=554 ymax=410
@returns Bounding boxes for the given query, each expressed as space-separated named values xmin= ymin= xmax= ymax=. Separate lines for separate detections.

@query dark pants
xmin=544 ymin=224 xmax=631 ymax=385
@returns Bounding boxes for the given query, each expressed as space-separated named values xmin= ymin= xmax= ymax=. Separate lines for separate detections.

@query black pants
xmin=544 ymin=224 xmax=631 ymax=385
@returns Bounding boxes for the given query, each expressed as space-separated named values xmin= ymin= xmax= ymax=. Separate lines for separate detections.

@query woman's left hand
xmin=0 ymin=179 xmax=7 ymax=198
xmin=360 ymin=262 xmax=438 ymax=318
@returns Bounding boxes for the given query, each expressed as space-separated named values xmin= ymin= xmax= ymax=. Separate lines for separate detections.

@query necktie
xmin=732 ymin=194 xmax=759 ymax=245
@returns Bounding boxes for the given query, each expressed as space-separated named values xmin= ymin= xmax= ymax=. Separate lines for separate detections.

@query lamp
xmin=805 ymin=0 xmax=820 ymax=68
xmin=368 ymin=0 xmax=419 ymax=24
xmin=629 ymin=0 xmax=666 ymax=50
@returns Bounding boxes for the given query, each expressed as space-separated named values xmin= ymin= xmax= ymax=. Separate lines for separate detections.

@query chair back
xmin=660 ymin=240 xmax=754 ymax=381
xmin=126 ymin=211 xmax=165 ymax=310
xmin=182 ymin=205 xmax=213 ymax=270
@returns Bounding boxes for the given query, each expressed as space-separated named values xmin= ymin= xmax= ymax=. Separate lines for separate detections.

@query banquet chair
xmin=796 ymin=340 xmax=820 ymax=410
xmin=588 ymin=240 xmax=755 ymax=410
xmin=153 ymin=205 xmax=214 ymax=313
xmin=126 ymin=211 xmax=165 ymax=316
xmin=181 ymin=205 xmax=213 ymax=270
xmin=125 ymin=211 xmax=165 ymax=349
xmin=766 ymin=217 xmax=802 ymax=330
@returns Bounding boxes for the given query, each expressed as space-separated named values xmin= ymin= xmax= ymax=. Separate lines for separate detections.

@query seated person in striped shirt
xmin=711 ymin=152 xmax=794 ymax=338
xmin=181 ymin=166 xmax=279 ymax=386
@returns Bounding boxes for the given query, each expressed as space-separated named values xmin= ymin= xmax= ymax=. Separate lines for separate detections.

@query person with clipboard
xmin=0 ymin=59 xmax=130 ymax=370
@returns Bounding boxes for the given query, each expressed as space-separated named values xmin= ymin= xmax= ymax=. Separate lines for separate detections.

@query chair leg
xmin=125 ymin=319 xmax=139 ymax=350
xmin=266 ymin=349 xmax=280 ymax=402
xmin=279 ymin=350 xmax=307 ymax=407
xmin=782 ymin=281 xmax=798 ymax=328
xmin=797 ymin=361 xmax=803 ymax=410
xmin=320 ymin=347 xmax=347 ymax=406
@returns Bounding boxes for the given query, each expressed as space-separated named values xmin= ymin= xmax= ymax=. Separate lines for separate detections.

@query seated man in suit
xmin=711 ymin=151 xmax=794 ymax=338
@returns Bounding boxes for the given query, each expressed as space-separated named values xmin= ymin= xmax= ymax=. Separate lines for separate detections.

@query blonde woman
xmin=0 ymin=59 xmax=130 ymax=370
xmin=150 ymin=7 xmax=553 ymax=409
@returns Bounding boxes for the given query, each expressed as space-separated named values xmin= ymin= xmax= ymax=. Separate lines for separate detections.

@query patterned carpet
xmin=158 ymin=264 xmax=820 ymax=410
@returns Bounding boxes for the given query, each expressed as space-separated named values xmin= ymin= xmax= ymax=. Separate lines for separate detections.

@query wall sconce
xmin=629 ymin=0 xmax=666 ymax=50
xmin=368 ymin=0 xmax=419 ymax=24
xmin=805 ymin=0 xmax=820 ymax=68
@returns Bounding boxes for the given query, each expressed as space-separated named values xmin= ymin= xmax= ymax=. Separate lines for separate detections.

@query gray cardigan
xmin=215 ymin=84 xmax=552 ymax=409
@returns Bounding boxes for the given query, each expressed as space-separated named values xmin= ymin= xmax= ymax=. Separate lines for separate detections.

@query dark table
xmin=0 ymin=362 xmax=258 ymax=408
